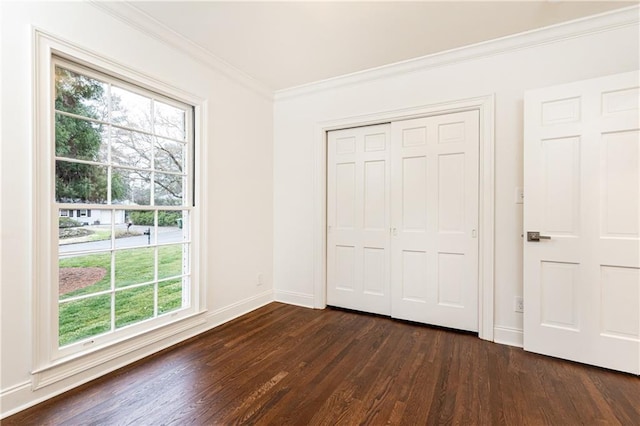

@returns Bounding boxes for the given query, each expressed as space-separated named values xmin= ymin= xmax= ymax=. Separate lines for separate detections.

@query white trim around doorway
xmin=311 ymin=94 xmax=495 ymax=341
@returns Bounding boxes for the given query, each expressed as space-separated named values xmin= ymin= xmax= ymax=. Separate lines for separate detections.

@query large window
xmin=53 ymin=58 xmax=194 ymax=350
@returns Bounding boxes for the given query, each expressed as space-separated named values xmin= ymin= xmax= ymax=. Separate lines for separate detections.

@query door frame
xmin=312 ymin=94 xmax=496 ymax=341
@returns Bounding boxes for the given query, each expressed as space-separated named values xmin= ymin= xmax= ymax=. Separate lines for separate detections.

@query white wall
xmin=0 ymin=1 xmax=273 ymax=416
xmin=273 ymin=12 xmax=639 ymax=343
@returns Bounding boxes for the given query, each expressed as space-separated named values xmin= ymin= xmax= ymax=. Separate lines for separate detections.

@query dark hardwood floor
xmin=4 ymin=302 xmax=639 ymax=425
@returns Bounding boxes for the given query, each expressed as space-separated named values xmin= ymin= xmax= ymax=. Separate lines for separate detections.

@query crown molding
xmin=89 ymin=1 xmax=273 ymax=101
xmin=275 ymin=5 xmax=640 ymax=101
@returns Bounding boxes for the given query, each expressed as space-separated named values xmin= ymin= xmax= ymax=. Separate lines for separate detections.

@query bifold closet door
xmin=326 ymin=124 xmax=391 ymax=315
xmin=390 ymin=111 xmax=480 ymax=332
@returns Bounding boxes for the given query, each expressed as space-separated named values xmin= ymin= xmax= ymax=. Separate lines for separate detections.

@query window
xmin=53 ymin=58 xmax=195 ymax=351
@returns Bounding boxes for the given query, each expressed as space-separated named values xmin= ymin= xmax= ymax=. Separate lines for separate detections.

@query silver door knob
xmin=527 ymin=231 xmax=551 ymax=242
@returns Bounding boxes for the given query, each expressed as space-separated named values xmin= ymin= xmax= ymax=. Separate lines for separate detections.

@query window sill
xmin=31 ymin=309 xmax=207 ymax=390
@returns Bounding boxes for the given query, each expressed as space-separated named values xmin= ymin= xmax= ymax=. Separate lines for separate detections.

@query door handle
xmin=527 ymin=231 xmax=551 ymax=242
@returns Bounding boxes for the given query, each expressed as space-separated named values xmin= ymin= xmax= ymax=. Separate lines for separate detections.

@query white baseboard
xmin=205 ymin=289 xmax=274 ymax=327
xmin=0 ymin=382 xmax=33 ymax=419
xmin=0 ymin=290 xmax=274 ymax=420
xmin=493 ymin=326 xmax=524 ymax=348
xmin=274 ymin=290 xmax=315 ymax=308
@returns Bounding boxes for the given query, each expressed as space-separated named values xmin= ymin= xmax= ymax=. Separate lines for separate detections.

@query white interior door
xmin=327 ymin=124 xmax=391 ymax=315
xmin=390 ymin=111 xmax=480 ymax=332
xmin=524 ymin=71 xmax=640 ymax=374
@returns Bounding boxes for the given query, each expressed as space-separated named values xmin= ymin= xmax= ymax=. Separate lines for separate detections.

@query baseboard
xmin=204 ymin=289 xmax=274 ymax=327
xmin=274 ymin=289 xmax=315 ymax=308
xmin=0 ymin=290 xmax=274 ymax=420
xmin=0 ymin=382 xmax=33 ymax=419
xmin=493 ymin=326 xmax=524 ymax=348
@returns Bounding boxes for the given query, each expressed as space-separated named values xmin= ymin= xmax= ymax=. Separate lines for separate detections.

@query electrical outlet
xmin=257 ymin=273 xmax=264 ymax=286
xmin=515 ymin=297 xmax=524 ymax=313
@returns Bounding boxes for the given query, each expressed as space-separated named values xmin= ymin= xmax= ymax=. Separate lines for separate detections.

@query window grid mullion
xmin=53 ymin=157 xmax=186 ymax=178
xmin=150 ymin=99 xmax=156 ymax=208
xmin=55 ymin=109 xmax=188 ymax=145
xmin=154 ymin=209 xmax=159 ymax=318
xmin=110 ymin=249 xmax=116 ymax=333
xmin=55 ymin=203 xmax=191 ymax=211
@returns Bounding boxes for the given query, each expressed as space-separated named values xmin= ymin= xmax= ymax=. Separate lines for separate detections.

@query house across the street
xmin=59 ymin=209 xmax=126 ymax=226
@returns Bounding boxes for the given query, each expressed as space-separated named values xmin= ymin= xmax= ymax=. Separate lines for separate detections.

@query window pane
xmin=56 ymin=161 xmax=108 ymax=203
xmin=158 ymin=210 xmax=188 ymax=244
xmin=111 ymin=128 xmax=152 ymax=169
xmin=111 ymin=86 xmax=152 ymax=132
xmin=112 ymin=169 xmax=151 ymax=205
xmin=58 ymin=252 xmax=112 ymax=300
xmin=55 ymin=66 xmax=108 ymax=121
xmin=115 ymin=247 xmax=154 ymax=287
xmin=158 ymin=244 xmax=184 ymax=279
xmin=154 ymin=173 xmax=183 ymax=206
xmin=154 ymin=137 xmax=184 ymax=173
xmin=59 ymin=294 xmax=111 ymax=346
xmin=154 ymin=101 xmax=185 ymax=141
xmin=55 ymin=114 xmax=108 ymax=162
xmin=158 ymin=279 xmax=183 ymax=315
xmin=115 ymin=285 xmax=154 ymax=328
xmin=59 ymin=211 xmax=116 ymax=262
xmin=116 ymin=210 xmax=156 ymax=249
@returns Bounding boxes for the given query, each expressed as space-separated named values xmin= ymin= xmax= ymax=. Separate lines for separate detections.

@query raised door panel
xmin=438 ymin=153 xmax=465 ymax=233
xmin=364 ymin=160 xmax=386 ymax=230
xmin=601 ymin=130 xmax=639 ymax=237
xmin=541 ymin=137 xmax=581 ymax=235
xmin=335 ymin=163 xmax=356 ymax=229
xmin=401 ymin=250 xmax=428 ymax=303
xmin=363 ymin=247 xmax=385 ymax=296
xmin=334 ymin=245 xmax=356 ymax=292
xmin=540 ymin=261 xmax=580 ymax=331
xmin=600 ymin=266 xmax=640 ymax=339
xmin=401 ymin=156 xmax=428 ymax=232
xmin=437 ymin=253 xmax=465 ymax=308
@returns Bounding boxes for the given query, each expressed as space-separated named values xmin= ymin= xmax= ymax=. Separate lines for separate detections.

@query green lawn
xmin=59 ymin=244 xmax=185 ymax=346
xmin=87 ymin=228 xmax=110 ymax=242
xmin=87 ymin=228 xmax=142 ymax=242
xmin=59 ymin=227 xmax=142 ymax=244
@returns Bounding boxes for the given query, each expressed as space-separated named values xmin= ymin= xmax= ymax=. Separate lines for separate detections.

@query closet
xmin=326 ymin=110 xmax=479 ymax=332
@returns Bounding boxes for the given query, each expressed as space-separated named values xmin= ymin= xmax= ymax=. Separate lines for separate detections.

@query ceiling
xmin=129 ymin=1 xmax=637 ymax=91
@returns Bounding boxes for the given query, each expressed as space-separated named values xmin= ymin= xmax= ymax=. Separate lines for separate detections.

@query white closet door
xmin=524 ymin=71 xmax=640 ymax=374
xmin=327 ymin=124 xmax=391 ymax=315
xmin=390 ymin=111 xmax=480 ymax=332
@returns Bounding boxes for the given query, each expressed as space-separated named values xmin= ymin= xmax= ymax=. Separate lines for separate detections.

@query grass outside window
xmin=58 ymin=244 xmax=185 ymax=346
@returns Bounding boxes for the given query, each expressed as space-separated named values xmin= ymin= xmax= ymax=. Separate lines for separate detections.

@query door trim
xmin=312 ymin=95 xmax=496 ymax=341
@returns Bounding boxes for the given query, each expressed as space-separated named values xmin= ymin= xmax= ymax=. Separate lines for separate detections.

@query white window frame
xmin=33 ymin=30 xmax=208 ymax=389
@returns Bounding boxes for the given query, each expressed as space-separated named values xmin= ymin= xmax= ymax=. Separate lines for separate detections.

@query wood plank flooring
xmin=4 ymin=302 xmax=639 ymax=425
